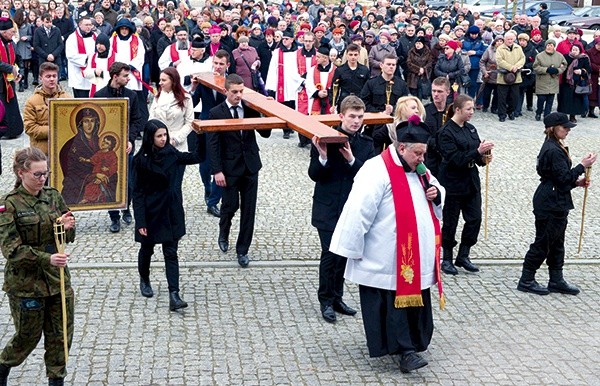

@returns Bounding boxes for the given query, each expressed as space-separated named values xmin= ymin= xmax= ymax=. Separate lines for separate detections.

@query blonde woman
xmin=387 ymin=96 xmax=426 ymax=144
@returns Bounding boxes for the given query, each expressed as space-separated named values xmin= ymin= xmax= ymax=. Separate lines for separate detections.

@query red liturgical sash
xmin=381 ymin=148 xmax=445 ymax=310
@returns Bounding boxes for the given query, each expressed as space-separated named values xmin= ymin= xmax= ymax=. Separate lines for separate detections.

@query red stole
xmin=170 ymin=43 xmax=191 ymax=63
xmin=277 ymin=48 xmax=285 ymax=102
xmin=88 ymin=53 xmax=115 ymax=97
xmin=296 ymin=50 xmax=317 ymax=115
xmin=0 ymin=39 xmax=16 ymax=101
xmin=381 ymin=148 xmax=445 ymax=310
xmin=110 ymin=33 xmax=154 ymax=94
xmin=310 ymin=65 xmax=335 ymax=115
xmin=75 ymin=29 xmax=96 ymax=75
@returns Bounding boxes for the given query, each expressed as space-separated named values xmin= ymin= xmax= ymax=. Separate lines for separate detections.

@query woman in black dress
xmin=557 ymin=44 xmax=591 ymax=123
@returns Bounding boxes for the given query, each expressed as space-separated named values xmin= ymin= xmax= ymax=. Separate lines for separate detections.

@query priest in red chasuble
xmin=330 ymin=119 xmax=446 ymax=374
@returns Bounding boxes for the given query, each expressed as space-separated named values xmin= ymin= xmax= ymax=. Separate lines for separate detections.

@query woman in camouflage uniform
xmin=0 ymin=147 xmax=76 ymax=386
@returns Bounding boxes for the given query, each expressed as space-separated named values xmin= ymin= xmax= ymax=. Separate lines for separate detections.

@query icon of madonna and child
xmin=52 ymin=101 xmax=128 ymax=211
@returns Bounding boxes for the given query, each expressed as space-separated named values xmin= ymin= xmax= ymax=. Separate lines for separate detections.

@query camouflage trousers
xmin=0 ymin=292 xmax=74 ymax=379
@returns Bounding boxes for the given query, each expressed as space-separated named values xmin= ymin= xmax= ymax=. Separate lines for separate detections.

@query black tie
xmin=231 ymin=106 xmax=239 ymax=119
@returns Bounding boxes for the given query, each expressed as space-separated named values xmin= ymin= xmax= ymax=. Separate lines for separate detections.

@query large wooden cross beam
xmin=191 ymin=73 xmax=393 ymax=143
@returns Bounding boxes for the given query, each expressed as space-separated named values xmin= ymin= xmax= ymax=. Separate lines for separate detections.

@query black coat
xmin=256 ymin=40 xmax=277 ymax=82
xmin=558 ymin=54 xmax=591 ymax=116
xmin=359 ymin=75 xmax=409 ymax=113
xmin=207 ymin=101 xmax=271 ymax=177
xmin=424 ymin=102 xmax=446 ymax=177
xmin=331 ymin=63 xmax=370 ymax=109
xmin=437 ymin=119 xmax=486 ymax=195
xmin=33 ymin=25 xmax=64 ymax=60
xmin=434 ymin=53 xmax=465 ymax=85
xmin=308 ymin=127 xmax=375 ymax=231
xmin=132 ymin=139 xmax=203 ymax=243
xmin=532 ymin=137 xmax=585 ymax=215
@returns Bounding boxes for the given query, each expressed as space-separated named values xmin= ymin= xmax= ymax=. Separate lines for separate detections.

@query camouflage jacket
xmin=0 ymin=185 xmax=75 ymax=297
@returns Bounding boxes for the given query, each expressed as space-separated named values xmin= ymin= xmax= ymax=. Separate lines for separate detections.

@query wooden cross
xmin=191 ymin=73 xmax=393 ymax=143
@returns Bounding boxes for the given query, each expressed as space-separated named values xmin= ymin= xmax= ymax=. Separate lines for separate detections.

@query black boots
xmin=169 ymin=292 xmax=188 ymax=311
xmin=548 ymin=269 xmax=580 ymax=295
xmin=454 ymin=245 xmax=480 ymax=272
xmin=48 ymin=378 xmax=64 ymax=386
xmin=517 ymin=269 xmax=549 ymax=295
xmin=588 ymin=107 xmax=598 ymax=118
xmin=0 ymin=364 xmax=10 ymax=386
xmin=140 ymin=278 xmax=153 ymax=298
xmin=441 ymin=248 xmax=458 ymax=275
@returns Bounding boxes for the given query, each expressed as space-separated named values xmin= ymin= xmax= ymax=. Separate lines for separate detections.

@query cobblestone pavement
xmin=0 ymin=86 xmax=599 ymax=384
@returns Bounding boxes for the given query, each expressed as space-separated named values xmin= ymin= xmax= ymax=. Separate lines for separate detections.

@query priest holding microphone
xmin=330 ymin=118 xmax=445 ymax=373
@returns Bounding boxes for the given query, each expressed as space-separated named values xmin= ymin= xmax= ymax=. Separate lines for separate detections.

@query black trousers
xmin=441 ymin=192 xmax=482 ymax=250
xmin=109 ymin=152 xmax=134 ymax=221
xmin=522 ymin=211 xmax=568 ymax=272
xmin=219 ymin=172 xmax=259 ymax=256
xmin=281 ymin=100 xmax=295 ymax=135
xmin=317 ymin=229 xmax=347 ymax=307
xmin=359 ymin=286 xmax=433 ymax=358
xmin=138 ymin=240 xmax=180 ymax=292
xmin=497 ymin=83 xmax=519 ymax=118
xmin=536 ymin=94 xmax=555 ymax=118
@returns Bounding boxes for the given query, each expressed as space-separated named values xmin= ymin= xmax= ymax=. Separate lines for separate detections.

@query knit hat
xmin=531 ymin=28 xmax=542 ymax=38
xmin=350 ymin=34 xmax=363 ymax=41
xmin=379 ymin=31 xmax=391 ymax=41
xmin=349 ymin=20 xmax=360 ymax=29
xmin=545 ymin=38 xmax=556 ymax=47
xmin=446 ymin=40 xmax=459 ymax=51
xmin=415 ymin=36 xmax=427 ymax=45
xmin=300 ymin=22 xmax=311 ymax=30
xmin=467 ymin=25 xmax=480 ymax=35
xmin=518 ymin=33 xmax=529 ymax=41
xmin=438 ymin=33 xmax=451 ymax=41
xmin=313 ymin=26 xmax=326 ymax=33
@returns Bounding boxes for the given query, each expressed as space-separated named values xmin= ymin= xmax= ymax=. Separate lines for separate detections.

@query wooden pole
xmin=53 ymin=220 xmax=69 ymax=365
xmin=577 ymin=167 xmax=592 ymax=254
xmin=484 ymin=151 xmax=490 ymax=240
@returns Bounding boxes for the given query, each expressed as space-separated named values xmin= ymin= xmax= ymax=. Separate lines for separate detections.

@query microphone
xmin=415 ymin=163 xmax=431 ymax=191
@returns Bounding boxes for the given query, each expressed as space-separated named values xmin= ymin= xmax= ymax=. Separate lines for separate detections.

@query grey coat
xmin=533 ymin=50 xmax=567 ymax=95
xmin=16 ymin=23 xmax=32 ymax=60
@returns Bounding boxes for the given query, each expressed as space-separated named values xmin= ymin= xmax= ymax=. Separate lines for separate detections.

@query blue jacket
xmin=462 ymin=36 xmax=486 ymax=70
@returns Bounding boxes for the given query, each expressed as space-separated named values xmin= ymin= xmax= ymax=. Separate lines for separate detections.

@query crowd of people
xmin=0 ymin=0 xmax=599 ymax=382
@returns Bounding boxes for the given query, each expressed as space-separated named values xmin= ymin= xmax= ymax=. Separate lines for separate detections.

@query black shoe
xmin=169 ymin=291 xmax=188 ymax=311
xmin=32 ymin=80 xmax=39 ymax=86
xmin=122 ymin=210 xmax=133 ymax=225
xmin=140 ymin=278 xmax=154 ymax=298
xmin=548 ymin=279 xmax=580 ymax=295
xmin=399 ymin=352 xmax=428 ymax=373
xmin=321 ymin=305 xmax=336 ymax=323
xmin=23 ymin=82 xmax=28 ymax=90
xmin=569 ymin=115 xmax=577 ymax=123
xmin=207 ymin=205 xmax=221 ymax=217
xmin=482 ymin=107 xmax=488 ymax=113
xmin=283 ymin=132 xmax=290 ymax=139
xmin=218 ymin=237 xmax=229 ymax=253
xmin=441 ymin=260 xmax=458 ymax=275
xmin=18 ymin=85 xmax=24 ymax=92
xmin=508 ymin=113 xmax=515 ymax=120
xmin=535 ymin=114 xmax=541 ymax=121
xmin=455 ymin=257 xmax=480 ymax=272
xmin=499 ymin=116 xmax=506 ymax=122
xmin=588 ymin=112 xmax=598 ymax=118
xmin=237 ymin=253 xmax=250 ymax=268
xmin=333 ymin=301 xmax=357 ymax=316
xmin=517 ymin=279 xmax=549 ymax=295
xmin=109 ymin=218 xmax=121 ymax=233
xmin=527 ymin=106 xmax=533 ymax=111
xmin=491 ymin=108 xmax=498 ymax=114
xmin=48 ymin=378 xmax=64 ymax=386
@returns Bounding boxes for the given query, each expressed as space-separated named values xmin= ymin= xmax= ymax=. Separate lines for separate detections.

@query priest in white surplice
xmin=330 ymin=117 xmax=446 ymax=374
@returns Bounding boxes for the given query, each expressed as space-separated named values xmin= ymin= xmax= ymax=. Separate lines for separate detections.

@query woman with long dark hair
xmin=132 ymin=119 xmax=203 ymax=311
xmin=149 ymin=67 xmax=194 ymax=151
xmin=517 ymin=113 xmax=596 ymax=295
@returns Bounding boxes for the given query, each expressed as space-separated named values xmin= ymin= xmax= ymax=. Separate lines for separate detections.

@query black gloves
xmin=547 ymin=67 xmax=559 ymax=75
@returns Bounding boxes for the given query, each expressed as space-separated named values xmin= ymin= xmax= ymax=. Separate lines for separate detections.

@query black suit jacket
xmin=192 ymin=84 xmax=226 ymax=120
xmin=308 ymin=128 xmax=375 ymax=231
xmin=207 ymin=101 xmax=271 ymax=177
xmin=33 ymin=26 xmax=64 ymax=60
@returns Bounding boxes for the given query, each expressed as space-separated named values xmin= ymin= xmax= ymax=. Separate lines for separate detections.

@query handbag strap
xmin=239 ymin=51 xmax=254 ymax=72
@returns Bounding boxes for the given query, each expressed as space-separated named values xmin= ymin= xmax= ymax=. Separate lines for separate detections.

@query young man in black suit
xmin=207 ymin=74 xmax=271 ymax=268
xmin=309 ymin=95 xmax=376 ymax=323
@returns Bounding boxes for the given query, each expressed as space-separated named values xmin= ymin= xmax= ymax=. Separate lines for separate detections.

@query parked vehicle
xmin=550 ymin=6 xmax=600 ymax=26
xmin=479 ymin=0 xmax=573 ymax=18
xmin=566 ymin=15 xmax=600 ymax=30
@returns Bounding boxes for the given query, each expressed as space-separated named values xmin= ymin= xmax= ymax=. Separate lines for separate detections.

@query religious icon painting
xmin=48 ymin=98 xmax=129 ymax=212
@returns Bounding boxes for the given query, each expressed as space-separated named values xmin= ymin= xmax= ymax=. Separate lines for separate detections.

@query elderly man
xmin=158 ymin=26 xmax=191 ymax=70
xmin=496 ymin=31 xmax=525 ymax=122
xmin=330 ymin=118 xmax=445 ymax=373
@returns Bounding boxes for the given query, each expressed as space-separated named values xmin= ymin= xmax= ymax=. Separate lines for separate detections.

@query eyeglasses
xmin=29 ymin=170 xmax=51 ymax=179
